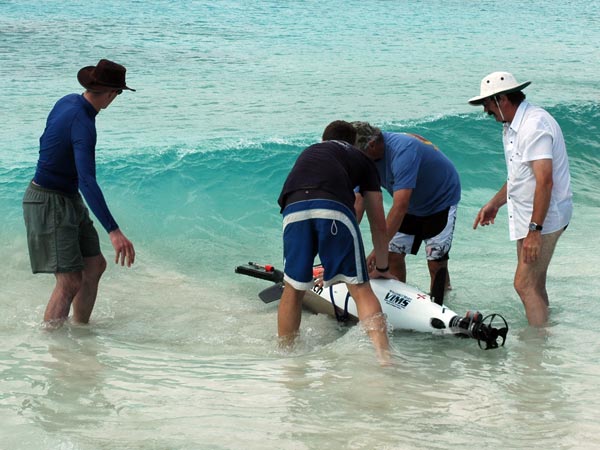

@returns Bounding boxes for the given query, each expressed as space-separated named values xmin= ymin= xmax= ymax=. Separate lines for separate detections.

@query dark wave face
xmin=2 ymin=3 xmax=600 ymax=447
xmin=3 ymin=103 xmax=598 ymax=246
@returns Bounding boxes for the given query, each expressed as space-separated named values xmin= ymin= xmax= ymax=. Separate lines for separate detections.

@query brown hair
xmin=504 ymin=90 xmax=526 ymax=106
xmin=322 ymin=120 xmax=357 ymax=145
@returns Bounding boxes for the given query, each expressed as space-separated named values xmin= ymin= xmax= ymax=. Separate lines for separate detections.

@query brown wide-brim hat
xmin=77 ymin=59 xmax=135 ymax=92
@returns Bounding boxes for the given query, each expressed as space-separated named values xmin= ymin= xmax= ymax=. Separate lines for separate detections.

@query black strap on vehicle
xmin=329 ymin=286 xmax=351 ymax=323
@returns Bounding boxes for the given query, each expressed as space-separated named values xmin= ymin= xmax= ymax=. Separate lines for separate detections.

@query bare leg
xmin=427 ymin=259 xmax=451 ymax=292
xmin=389 ymin=252 xmax=406 ymax=282
xmin=347 ymin=282 xmax=391 ymax=365
xmin=72 ymin=254 xmax=107 ymax=324
xmin=514 ymin=229 xmax=563 ymax=327
xmin=277 ymin=282 xmax=305 ymax=348
xmin=44 ymin=272 xmax=83 ymax=324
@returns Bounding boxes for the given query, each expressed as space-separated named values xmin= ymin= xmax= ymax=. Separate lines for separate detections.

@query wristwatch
xmin=529 ymin=222 xmax=543 ymax=232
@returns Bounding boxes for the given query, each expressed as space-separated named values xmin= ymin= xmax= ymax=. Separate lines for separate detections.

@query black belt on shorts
xmin=283 ymin=189 xmax=338 ymax=208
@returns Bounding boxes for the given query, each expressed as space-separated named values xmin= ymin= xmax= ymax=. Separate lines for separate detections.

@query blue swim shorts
xmin=282 ymin=199 xmax=368 ymax=290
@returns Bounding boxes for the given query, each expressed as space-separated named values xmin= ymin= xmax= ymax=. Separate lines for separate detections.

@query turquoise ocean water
xmin=1 ymin=1 xmax=600 ymax=449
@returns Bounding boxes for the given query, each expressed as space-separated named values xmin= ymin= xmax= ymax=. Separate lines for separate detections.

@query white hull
xmin=305 ymin=278 xmax=457 ymax=333
xmin=235 ymin=262 xmax=508 ymax=349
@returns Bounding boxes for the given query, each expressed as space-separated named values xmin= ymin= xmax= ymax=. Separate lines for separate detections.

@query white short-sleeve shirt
xmin=503 ymin=101 xmax=573 ymax=240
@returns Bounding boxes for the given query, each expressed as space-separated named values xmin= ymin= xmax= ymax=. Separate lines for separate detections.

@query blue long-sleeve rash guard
xmin=33 ymin=94 xmax=119 ymax=233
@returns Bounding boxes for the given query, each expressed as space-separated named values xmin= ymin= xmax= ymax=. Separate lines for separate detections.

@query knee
xmin=513 ymin=274 xmax=524 ymax=295
xmin=513 ymin=280 xmax=523 ymax=299
xmin=60 ymin=272 xmax=84 ymax=297
xmin=86 ymin=255 xmax=107 ymax=280
xmin=513 ymin=274 xmax=534 ymax=299
xmin=97 ymin=255 xmax=107 ymax=275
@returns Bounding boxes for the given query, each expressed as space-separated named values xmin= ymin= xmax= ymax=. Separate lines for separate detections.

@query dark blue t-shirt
xmin=33 ymin=94 xmax=118 ymax=233
xmin=278 ymin=140 xmax=381 ymax=213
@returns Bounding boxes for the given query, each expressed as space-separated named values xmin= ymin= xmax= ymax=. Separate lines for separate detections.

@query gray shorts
xmin=23 ymin=182 xmax=100 ymax=273
xmin=389 ymin=204 xmax=457 ymax=261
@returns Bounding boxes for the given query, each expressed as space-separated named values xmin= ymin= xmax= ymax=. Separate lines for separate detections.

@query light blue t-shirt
xmin=375 ymin=132 xmax=461 ymax=216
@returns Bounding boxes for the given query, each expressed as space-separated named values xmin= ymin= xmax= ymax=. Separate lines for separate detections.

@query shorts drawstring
xmin=330 ymin=220 xmax=338 ymax=235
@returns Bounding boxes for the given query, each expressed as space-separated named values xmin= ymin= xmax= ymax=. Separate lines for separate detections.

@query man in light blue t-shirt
xmin=351 ymin=122 xmax=461 ymax=293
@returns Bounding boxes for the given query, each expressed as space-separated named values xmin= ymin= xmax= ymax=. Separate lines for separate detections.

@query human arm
xmin=83 ymin=162 xmax=136 ymax=266
xmin=72 ymin=118 xmax=119 ymax=233
xmin=521 ymin=158 xmax=553 ymax=263
xmin=109 ymin=228 xmax=136 ymax=267
xmin=365 ymin=188 xmax=411 ymax=268
xmin=473 ymin=183 xmax=507 ymax=229
xmin=354 ymin=192 xmax=365 ymax=223
xmin=386 ymin=188 xmax=411 ymax=242
xmin=362 ymin=190 xmax=395 ymax=279
xmin=72 ymin=118 xmax=135 ymax=267
xmin=375 ymin=136 xmax=414 ymax=241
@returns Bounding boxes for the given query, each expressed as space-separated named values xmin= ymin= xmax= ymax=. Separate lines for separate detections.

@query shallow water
xmin=1 ymin=1 xmax=600 ymax=449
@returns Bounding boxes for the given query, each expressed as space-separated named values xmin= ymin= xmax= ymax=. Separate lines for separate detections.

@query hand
xmin=109 ymin=228 xmax=135 ymax=267
xmin=312 ymin=266 xmax=325 ymax=288
xmin=522 ymin=231 xmax=542 ymax=264
xmin=369 ymin=267 xmax=397 ymax=280
xmin=473 ymin=203 xmax=499 ymax=229
xmin=365 ymin=251 xmax=376 ymax=272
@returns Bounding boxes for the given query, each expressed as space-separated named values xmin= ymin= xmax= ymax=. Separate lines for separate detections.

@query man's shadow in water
xmin=20 ymin=323 xmax=119 ymax=435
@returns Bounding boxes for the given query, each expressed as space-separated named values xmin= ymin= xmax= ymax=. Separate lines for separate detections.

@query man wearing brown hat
xmin=22 ymin=59 xmax=136 ymax=326
xmin=469 ymin=71 xmax=573 ymax=326
xmin=348 ymin=122 xmax=461 ymax=296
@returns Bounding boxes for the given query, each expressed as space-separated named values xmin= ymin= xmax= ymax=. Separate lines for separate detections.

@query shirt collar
xmin=79 ymin=93 xmax=100 ymax=118
xmin=508 ymin=100 xmax=529 ymax=133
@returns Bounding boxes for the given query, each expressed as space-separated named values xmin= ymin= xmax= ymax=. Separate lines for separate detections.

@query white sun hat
xmin=468 ymin=71 xmax=531 ymax=105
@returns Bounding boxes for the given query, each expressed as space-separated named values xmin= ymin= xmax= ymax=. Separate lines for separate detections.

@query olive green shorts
xmin=23 ymin=182 xmax=101 ymax=273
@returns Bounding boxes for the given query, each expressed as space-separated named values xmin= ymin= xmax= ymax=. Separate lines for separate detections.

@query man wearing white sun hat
xmin=469 ymin=71 xmax=573 ymax=327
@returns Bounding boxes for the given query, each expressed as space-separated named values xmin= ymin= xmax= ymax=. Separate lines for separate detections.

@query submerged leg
xmin=514 ymin=229 xmax=563 ymax=327
xmin=44 ymin=271 xmax=83 ymax=325
xmin=347 ymin=282 xmax=391 ymax=365
xmin=389 ymin=252 xmax=407 ymax=282
xmin=428 ymin=259 xmax=451 ymax=289
xmin=277 ymin=282 xmax=306 ymax=348
xmin=72 ymin=254 xmax=107 ymax=323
